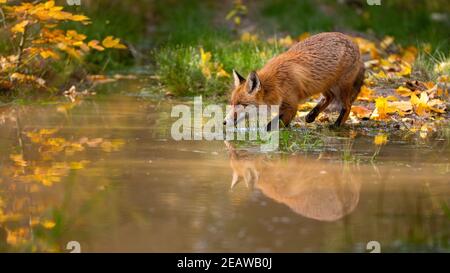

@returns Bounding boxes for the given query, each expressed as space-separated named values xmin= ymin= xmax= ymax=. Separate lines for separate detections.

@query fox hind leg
xmin=333 ymin=106 xmax=351 ymax=127
xmin=332 ymin=65 xmax=365 ymax=127
xmin=305 ymin=93 xmax=333 ymax=123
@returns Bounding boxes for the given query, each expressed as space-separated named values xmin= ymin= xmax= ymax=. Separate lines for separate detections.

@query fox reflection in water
xmin=225 ymin=141 xmax=361 ymax=221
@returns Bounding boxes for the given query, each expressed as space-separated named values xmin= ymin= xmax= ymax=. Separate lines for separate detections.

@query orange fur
xmin=229 ymin=32 xmax=364 ymax=127
xmin=225 ymin=142 xmax=360 ymax=221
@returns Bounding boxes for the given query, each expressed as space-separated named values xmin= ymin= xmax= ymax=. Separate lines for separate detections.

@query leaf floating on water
xmin=101 ymin=139 xmax=125 ymax=152
xmin=374 ymin=134 xmax=388 ymax=146
xmin=10 ymin=154 xmax=27 ymax=167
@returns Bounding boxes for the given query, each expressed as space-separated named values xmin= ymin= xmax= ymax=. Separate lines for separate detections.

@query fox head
xmin=223 ymin=70 xmax=267 ymax=126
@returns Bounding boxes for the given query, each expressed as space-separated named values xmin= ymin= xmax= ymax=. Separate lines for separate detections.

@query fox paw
xmin=305 ymin=113 xmax=316 ymax=123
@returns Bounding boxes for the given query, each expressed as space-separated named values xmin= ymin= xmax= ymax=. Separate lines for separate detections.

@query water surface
xmin=0 ymin=79 xmax=449 ymax=252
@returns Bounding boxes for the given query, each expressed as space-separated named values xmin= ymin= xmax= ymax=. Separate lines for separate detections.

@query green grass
xmin=231 ymin=128 xmax=324 ymax=154
xmin=2 ymin=0 xmax=449 ymax=100
xmin=153 ymin=41 xmax=283 ymax=98
xmin=151 ymin=0 xmax=449 ymax=98
xmin=260 ymin=0 xmax=335 ymax=34
xmin=62 ymin=1 xmax=148 ymax=71
xmin=150 ymin=0 xmax=231 ymax=46
xmin=278 ymin=129 xmax=325 ymax=153
xmin=260 ymin=0 xmax=450 ymax=54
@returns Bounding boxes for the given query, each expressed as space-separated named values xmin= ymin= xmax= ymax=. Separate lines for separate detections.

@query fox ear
xmin=232 ymin=69 xmax=245 ymax=88
xmin=246 ymin=71 xmax=261 ymax=94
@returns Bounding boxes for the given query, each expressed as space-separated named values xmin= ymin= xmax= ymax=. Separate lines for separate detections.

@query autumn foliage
xmin=0 ymin=0 xmax=126 ymax=92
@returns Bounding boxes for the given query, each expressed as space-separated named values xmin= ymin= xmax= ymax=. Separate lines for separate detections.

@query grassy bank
xmin=1 ymin=0 xmax=449 ymax=102
xmin=151 ymin=0 xmax=449 ymax=98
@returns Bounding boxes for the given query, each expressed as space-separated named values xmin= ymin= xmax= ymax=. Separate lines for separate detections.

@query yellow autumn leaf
xmin=57 ymin=43 xmax=82 ymax=59
xmin=200 ymin=47 xmax=211 ymax=64
xmin=385 ymin=95 xmax=398 ymax=101
xmin=44 ymin=0 xmax=55 ymax=9
xmin=380 ymin=36 xmax=394 ymax=50
xmin=410 ymin=92 xmax=429 ymax=116
xmin=419 ymin=123 xmax=435 ymax=139
xmin=216 ymin=67 xmax=230 ymax=78
xmin=70 ymin=14 xmax=90 ymax=22
xmin=298 ymin=102 xmax=317 ymax=111
xmin=88 ymin=40 xmax=104 ymax=51
xmin=10 ymin=72 xmax=46 ymax=86
xmin=434 ymin=60 xmax=450 ymax=74
xmin=373 ymin=70 xmax=387 ymax=79
xmin=402 ymin=46 xmax=418 ymax=64
xmin=371 ymin=97 xmax=389 ymax=120
xmin=10 ymin=154 xmax=27 ymax=167
xmin=240 ymin=32 xmax=258 ymax=42
xmin=389 ymin=101 xmax=413 ymax=116
xmin=423 ymin=81 xmax=435 ymax=90
xmin=279 ymin=35 xmax=294 ymax=47
xmin=42 ymin=220 xmax=56 ymax=229
xmin=40 ymin=50 xmax=60 ymax=60
xmin=66 ymin=30 xmax=87 ymax=41
xmin=357 ymin=85 xmax=374 ymax=101
xmin=397 ymin=63 xmax=412 ymax=77
xmin=47 ymin=10 xmax=72 ymax=21
xmin=371 ymin=97 xmax=398 ymax=120
xmin=428 ymin=99 xmax=446 ymax=114
xmin=396 ymin=86 xmax=414 ymax=97
xmin=298 ymin=32 xmax=310 ymax=41
xmin=351 ymin=105 xmax=372 ymax=119
xmin=353 ymin=37 xmax=379 ymax=59
xmin=102 ymin=36 xmax=127 ymax=49
xmin=11 ymin=20 xmax=29 ymax=34
xmin=374 ymin=134 xmax=388 ymax=146
xmin=199 ymin=47 xmax=212 ymax=79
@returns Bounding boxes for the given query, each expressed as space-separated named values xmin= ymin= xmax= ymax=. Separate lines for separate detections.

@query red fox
xmin=225 ymin=141 xmax=360 ymax=221
xmin=224 ymin=32 xmax=364 ymax=128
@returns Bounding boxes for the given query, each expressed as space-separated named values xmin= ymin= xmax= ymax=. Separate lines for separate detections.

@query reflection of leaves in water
xmin=10 ymin=154 xmax=27 ymax=167
xmin=100 ymin=139 xmax=125 ymax=152
xmin=0 ymin=118 xmax=125 ymax=251
xmin=6 ymin=128 xmax=124 ymax=187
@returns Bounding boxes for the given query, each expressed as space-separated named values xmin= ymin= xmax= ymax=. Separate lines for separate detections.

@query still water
xmin=0 ymin=79 xmax=449 ymax=252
